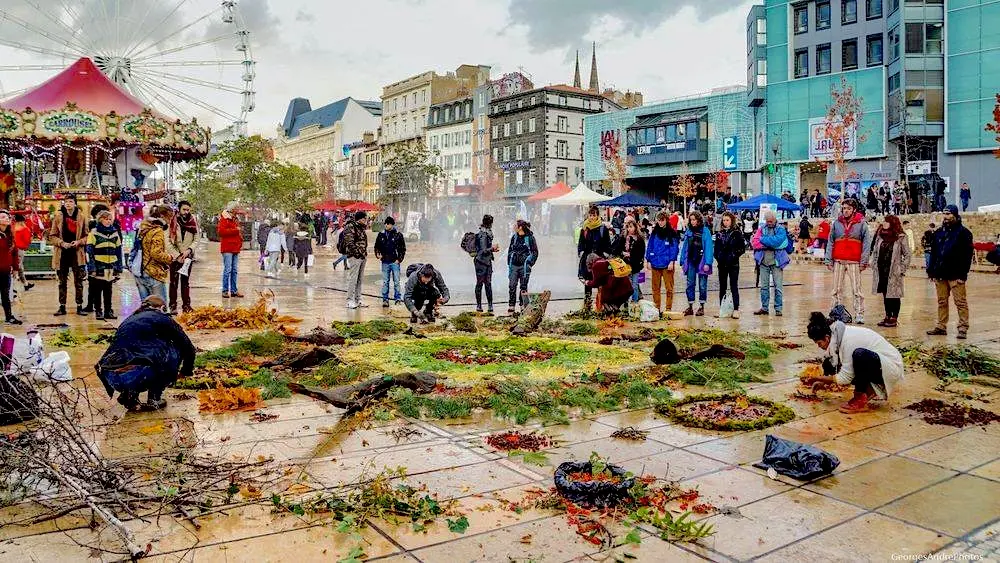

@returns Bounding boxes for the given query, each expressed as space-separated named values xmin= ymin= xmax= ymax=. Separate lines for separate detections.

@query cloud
xmin=203 ymin=0 xmax=282 ymax=49
xmin=295 ymin=10 xmax=315 ymax=23
xmin=506 ymin=0 xmax=744 ymax=52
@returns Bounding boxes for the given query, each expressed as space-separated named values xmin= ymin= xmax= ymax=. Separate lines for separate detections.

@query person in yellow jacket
xmin=134 ymin=206 xmax=177 ymax=302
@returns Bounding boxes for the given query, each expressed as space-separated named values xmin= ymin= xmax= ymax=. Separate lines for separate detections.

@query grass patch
xmin=663 ymin=328 xmax=774 ymax=359
xmin=563 ymin=321 xmax=599 ymax=336
xmin=331 ymin=319 xmax=408 ymax=340
xmin=900 ymin=343 xmax=1000 ymax=382
xmin=339 ymin=336 xmax=649 ymax=383
xmin=449 ymin=312 xmax=478 ymax=333
xmin=195 ymin=331 xmax=286 ymax=368
xmin=664 ymin=358 xmax=773 ymax=391
xmin=298 ymin=361 xmax=374 ymax=388
xmin=243 ymin=368 xmax=291 ymax=400
xmin=389 ymin=388 xmax=474 ymax=419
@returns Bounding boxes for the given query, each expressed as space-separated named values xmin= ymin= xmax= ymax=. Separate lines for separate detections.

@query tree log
xmin=512 ymin=290 xmax=551 ymax=335
xmin=261 ymin=347 xmax=336 ymax=370
xmin=288 ymin=372 xmax=437 ymax=414
xmin=289 ymin=327 xmax=346 ymax=346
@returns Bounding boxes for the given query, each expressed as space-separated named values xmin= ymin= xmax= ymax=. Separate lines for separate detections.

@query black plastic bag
xmin=0 ymin=374 xmax=39 ymax=426
xmin=828 ymin=304 xmax=853 ymax=324
xmin=554 ymin=461 xmax=635 ymax=508
xmin=753 ymin=435 xmax=840 ymax=481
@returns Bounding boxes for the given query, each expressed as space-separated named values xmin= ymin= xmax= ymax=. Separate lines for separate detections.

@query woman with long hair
xmin=621 ymin=218 xmax=646 ymax=303
xmin=644 ymin=211 xmax=679 ymax=315
xmin=680 ymin=211 xmax=714 ymax=316
xmin=714 ymin=211 xmax=746 ymax=318
xmin=869 ymin=215 xmax=911 ymax=327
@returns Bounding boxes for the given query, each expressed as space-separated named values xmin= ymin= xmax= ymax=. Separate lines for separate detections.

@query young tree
xmin=267 ymin=161 xmax=322 ymax=214
xmin=178 ymin=159 xmax=236 ymax=219
xmin=382 ymin=140 xmax=444 ymax=212
xmin=824 ymin=76 xmax=868 ymax=187
xmin=209 ymin=135 xmax=274 ymax=216
xmin=601 ymin=131 xmax=628 ymax=195
xmin=984 ymin=93 xmax=1000 ymax=159
xmin=671 ymin=162 xmax=699 ymax=212
xmin=705 ymin=169 xmax=730 ymax=202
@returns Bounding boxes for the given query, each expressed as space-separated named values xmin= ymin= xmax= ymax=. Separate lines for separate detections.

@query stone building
xmin=425 ymin=97 xmax=473 ymax=197
xmin=472 ymin=72 xmax=534 ymax=196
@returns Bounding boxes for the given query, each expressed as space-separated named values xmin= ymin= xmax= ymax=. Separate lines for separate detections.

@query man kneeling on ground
xmin=803 ymin=311 xmax=903 ymax=414
xmin=95 ymin=296 xmax=195 ymax=412
xmin=404 ymin=263 xmax=450 ymax=324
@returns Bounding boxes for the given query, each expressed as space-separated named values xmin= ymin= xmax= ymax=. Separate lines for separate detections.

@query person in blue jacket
xmin=644 ymin=211 xmax=679 ymax=315
xmin=680 ymin=211 xmax=714 ymax=316
xmin=752 ymin=210 xmax=791 ymax=316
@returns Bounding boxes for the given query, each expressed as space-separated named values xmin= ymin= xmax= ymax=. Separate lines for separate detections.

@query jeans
xmin=685 ymin=268 xmax=708 ymax=305
xmin=475 ymin=270 xmax=493 ymax=310
xmin=509 ymin=266 xmax=530 ymax=308
xmin=222 ymin=252 xmax=239 ymax=294
xmin=332 ymin=255 xmax=350 ymax=269
xmin=265 ymin=251 xmax=281 ymax=275
xmin=758 ymin=264 xmax=783 ymax=311
xmin=381 ymin=262 xmax=401 ymax=301
xmin=961 ymin=197 xmax=970 ymax=212
xmin=346 ymin=257 xmax=366 ymax=305
xmin=924 ymin=252 xmax=931 ymax=270
xmin=629 ymin=272 xmax=640 ymax=303
xmin=831 ymin=261 xmax=864 ymax=318
xmin=718 ymin=262 xmax=740 ymax=310
xmin=136 ymin=275 xmax=166 ymax=301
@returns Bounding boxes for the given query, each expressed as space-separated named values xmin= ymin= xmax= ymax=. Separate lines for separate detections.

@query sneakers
xmin=95 ymin=311 xmax=104 ymax=321
xmin=753 ymin=308 xmax=768 ymax=316
xmin=877 ymin=317 xmax=890 ymax=327
xmin=410 ymin=313 xmax=418 ymax=324
xmin=23 ymin=283 xmax=33 ymax=291
xmin=695 ymin=304 xmax=705 ymax=317
xmin=76 ymin=306 xmax=87 ymax=316
xmin=395 ymin=299 xmax=402 ymax=306
xmin=508 ymin=307 xmax=516 ymax=314
xmin=855 ymin=315 xmax=865 ymax=325
xmin=54 ymin=306 xmax=67 ymax=316
xmin=104 ymin=311 xmax=118 ymax=320
xmin=231 ymin=292 xmax=245 ymax=298
xmin=347 ymin=301 xmax=358 ymax=309
xmin=926 ymin=327 xmax=947 ymax=336
xmin=775 ymin=310 xmax=783 ymax=317
xmin=222 ymin=292 xmax=231 ymax=299
xmin=383 ymin=300 xmax=390 ymax=308
xmin=357 ymin=301 xmax=370 ymax=308
xmin=683 ymin=306 xmax=694 ymax=316
xmin=839 ymin=393 xmax=871 ymax=414
xmin=732 ymin=310 xmax=741 ymax=319
xmin=5 ymin=316 xmax=22 ymax=325
xmin=957 ymin=331 xmax=968 ymax=340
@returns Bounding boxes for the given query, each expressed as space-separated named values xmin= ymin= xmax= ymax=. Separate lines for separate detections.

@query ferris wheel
xmin=0 ymin=0 xmax=256 ymax=136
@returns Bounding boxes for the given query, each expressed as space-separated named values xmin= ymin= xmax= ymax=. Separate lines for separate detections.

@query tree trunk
xmin=512 ymin=290 xmax=551 ymax=335
xmin=288 ymin=372 xmax=437 ymax=414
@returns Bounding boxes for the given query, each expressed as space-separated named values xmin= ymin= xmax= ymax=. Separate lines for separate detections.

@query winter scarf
xmin=583 ymin=216 xmax=602 ymax=231
xmin=171 ymin=213 xmax=198 ymax=241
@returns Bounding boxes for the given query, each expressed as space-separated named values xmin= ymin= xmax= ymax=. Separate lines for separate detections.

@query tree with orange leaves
xmin=984 ymin=93 xmax=1000 ymax=159
xmin=823 ymin=76 xmax=868 ymax=185
xmin=600 ymin=131 xmax=628 ymax=195
xmin=671 ymin=162 xmax=699 ymax=211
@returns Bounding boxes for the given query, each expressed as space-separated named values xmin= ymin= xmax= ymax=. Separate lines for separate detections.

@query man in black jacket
xmin=404 ymin=263 xmax=450 ymax=323
xmin=374 ymin=216 xmax=406 ymax=307
xmin=926 ymin=205 xmax=974 ymax=339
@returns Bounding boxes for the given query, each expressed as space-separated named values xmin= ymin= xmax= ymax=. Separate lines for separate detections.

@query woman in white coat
xmin=803 ymin=311 xmax=904 ymax=414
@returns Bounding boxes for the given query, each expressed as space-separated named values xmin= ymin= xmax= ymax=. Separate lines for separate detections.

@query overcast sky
xmin=0 ymin=0 xmax=756 ymax=137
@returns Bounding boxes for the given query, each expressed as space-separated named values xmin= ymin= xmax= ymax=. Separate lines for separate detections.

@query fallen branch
xmin=288 ymin=372 xmax=437 ymax=414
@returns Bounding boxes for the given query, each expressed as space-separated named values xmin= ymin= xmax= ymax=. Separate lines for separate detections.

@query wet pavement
xmin=1 ymin=235 xmax=999 ymax=562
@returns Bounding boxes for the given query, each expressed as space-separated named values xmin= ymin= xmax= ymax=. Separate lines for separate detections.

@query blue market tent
xmin=594 ymin=192 xmax=661 ymax=208
xmin=726 ymin=193 xmax=802 ymax=212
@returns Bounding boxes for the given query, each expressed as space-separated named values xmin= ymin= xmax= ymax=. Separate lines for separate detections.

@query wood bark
xmin=512 ymin=290 xmax=551 ymax=335
xmin=288 ymin=372 xmax=437 ymax=414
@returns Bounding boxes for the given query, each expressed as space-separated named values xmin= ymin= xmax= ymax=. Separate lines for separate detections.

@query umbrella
xmin=595 ymin=192 xmax=661 ymax=208
xmin=548 ymin=183 xmax=612 ymax=206
xmin=345 ymin=201 xmax=380 ymax=212
xmin=726 ymin=193 xmax=802 ymax=212
xmin=314 ymin=199 xmax=352 ymax=211
xmin=526 ymin=181 xmax=571 ymax=202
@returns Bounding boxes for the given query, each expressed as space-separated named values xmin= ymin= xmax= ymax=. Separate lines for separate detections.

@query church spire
xmin=573 ymin=50 xmax=582 ymax=89
xmin=588 ymin=41 xmax=599 ymax=92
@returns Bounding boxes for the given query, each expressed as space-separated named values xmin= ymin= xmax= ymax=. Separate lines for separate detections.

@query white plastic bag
xmin=719 ymin=293 xmax=734 ymax=318
xmin=638 ymin=300 xmax=660 ymax=322
xmin=30 ymin=351 xmax=72 ymax=382
xmin=307 ymin=254 xmax=315 ymax=267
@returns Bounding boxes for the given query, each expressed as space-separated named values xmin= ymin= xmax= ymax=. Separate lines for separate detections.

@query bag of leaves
xmin=554 ymin=460 xmax=635 ymax=508
xmin=752 ymin=434 xmax=840 ymax=481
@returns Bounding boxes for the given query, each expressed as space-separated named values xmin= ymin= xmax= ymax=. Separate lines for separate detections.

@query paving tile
xmin=970 ymin=459 xmax=1000 ymax=482
xmin=878 ymin=475 xmax=1000 ymax=537
xmin=411 ymin=515 xmax=598 ymax=562
xmin=805 ymin=456 xmax=956 ymax=509
xmin=756 ymin=513 xmax=953 ymax=562
xmin=590 ymin=408 xmax=668 ymax=430
xmin=692 ymin=488 xmax=864 ymax=560
xmin=770 ymin=408 xmax=908 ymax=445
xmin=569 ymin=535 xmax=712 ymax=562
xmin=680 ymin=466 xmax=792 ymax=509
xmin=842 ymin=417 xmax=959 ymax=453
xmin=900 ymin=426 xmax=1000 ymax=472
xmin=685 ymin=431 xmax=768 ymax=465
xmin=305 ymin=440 xmax=488 ymax=488
xmin=811 ymin=435 xmax=890 ymax=471
xmin=643 ymin=423 xmax=721 ymax=447
xmin=543 ymin=418 xmax=619 ymax=444
xmin=618 ymin=449 xmax=728 ymax=482
xmin=403 ymin=460 xmax=537 ymax=499
xmin=544 ymin=435 xmax=673 ymax=467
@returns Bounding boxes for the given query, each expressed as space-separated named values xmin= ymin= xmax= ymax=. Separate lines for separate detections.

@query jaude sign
xmin=809 ymin=117 xmax=856 ymax=160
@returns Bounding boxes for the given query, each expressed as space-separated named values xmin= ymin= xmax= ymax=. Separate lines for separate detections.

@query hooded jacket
xmin=137 ymin=218 xmax=174 ymax=282
xmin=680 ymin=225 xmax=715 ymax=275
xmin=927 ymin=206 xmax=974 ymax=281
xmin=374 ymin=227 xmax=406 ymax=264
xmin=751 ymin=223 xmax=791 ymax=269
xmin=508 ymin=228 xmax=538 ymax=271
xmin=403 ymin=267 xmax=450 ymax=314
xmin=86 ymin=222 xmax=123 ymax=276
xmin=645 ymin=225 xmax=679 ymax=269
xmin=95 ymin=308 xmax=195 ymax=396
xmin=826 ymin=212 xmax=872 ymax=265
xmin=341 ymin=219 xmax=368 ymax=259
xmin=265 ymin=226 xmax=287 ymax=253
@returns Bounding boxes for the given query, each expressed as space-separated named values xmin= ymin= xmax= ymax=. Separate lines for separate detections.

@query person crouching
xmin=404 ymin=263 xmax=450 ymax=323
xmin=804 ymin=311 xmax=904 ymax=414
xmin=584 ymin=254 xmax=633 ymax=314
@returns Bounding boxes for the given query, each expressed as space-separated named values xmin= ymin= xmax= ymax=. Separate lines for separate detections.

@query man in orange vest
xmin=825 ymin=198 xmax=872 ymax=324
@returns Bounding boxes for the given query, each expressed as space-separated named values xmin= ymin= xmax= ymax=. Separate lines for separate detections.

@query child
xmin=85 ymin=210 xmax=123 ymax=320
xmin=293 ymin=222 xmax=312 ymax=274
xmin=264 ymin=221 xmax=287 ymax=278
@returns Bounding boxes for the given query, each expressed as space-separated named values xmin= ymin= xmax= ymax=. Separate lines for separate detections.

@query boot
xmin=104 ymin=310 xmax=118 ymax=320
xmin=683 ymin=305 xmax=694 ymax=316
xmin=76 ymin=305 xmax=87 ymax=316
xmin=695 ymin=304 xmax=705 ymax=317
xmin=5 ymin=316 xmax=22 ymax=325
xmin=81 ymin=304 xmax=93 ymax=314
xmin=54 ymin=305 xmax=67 ymax=316
xmin=95 ymin=310 xmax=104 ymax=321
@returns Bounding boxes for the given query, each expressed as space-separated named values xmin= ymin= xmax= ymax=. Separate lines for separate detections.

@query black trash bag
xmin=0 ymin=374 xmax=39 ymax=426
xmin=829 ymin=304 xmax=853 ymax=324
xmin=554 ymin=461 xmax=635 ymax=508
xmin=753 ymin=434 xmax=840 ymax=481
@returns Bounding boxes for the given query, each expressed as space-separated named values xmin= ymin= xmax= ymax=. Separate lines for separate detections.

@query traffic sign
xmin=723 ymin=137 xmax=738 ymax=171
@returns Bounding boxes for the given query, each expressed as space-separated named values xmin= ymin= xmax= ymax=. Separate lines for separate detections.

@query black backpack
xmin=460 ymin=232 xmax=477 ymax=257
xmin=336 ymin=228 xmax=348 ymax=255
xmin=406 ymin=262 xmax=423 ymax=278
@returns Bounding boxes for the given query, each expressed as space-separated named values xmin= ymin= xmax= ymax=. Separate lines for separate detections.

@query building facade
xmin=361 ymin=135 xmax=381 ymax=204
xmin=273 ymin=96 xmax=381 ymax=200
xmin=380 ymin=65 xmax=490 ymax=146
xmin=425 ymin=97 xmax=474 ymax=196
xmin=471 ymin=72 xmax=535 ymax=193
xmin=490 ymin=86 xmax=621 ymax=198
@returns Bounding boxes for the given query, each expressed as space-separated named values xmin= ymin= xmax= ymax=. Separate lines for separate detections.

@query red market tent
xmin=314 ymin=199 xmax=354 ymax=211
xmin=345 ymin=201 xmax=380 ymax=212
xmin=3 ymin=57 xmax=155 ymax=115
xmin=526 ymin=181 xmax=571 ymax=202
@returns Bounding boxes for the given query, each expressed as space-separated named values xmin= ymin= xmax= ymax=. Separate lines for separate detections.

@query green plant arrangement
xmin=331 ymin=319 xmax=408 ymax=341
xmin=657 ymin=393 xmax=795 ymax=431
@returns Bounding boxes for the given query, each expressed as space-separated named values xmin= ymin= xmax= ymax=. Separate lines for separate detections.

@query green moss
xmin=331 ymin=319 xmax=408 ymax=340
xmin=388 ymin=388 xmax=474 ymax=419
xmin=195 ymin=331 xmax=286 ymax=368
xmin=449 ymin=312 xmax=478 ymax=333
xmin=243 ymin=368 xmax=291 ymax=400
xmin=563 ymin=321 xmax=599 ymax=336
xmin=300 ymin=362 xmax=374 ymax=388
xmin=664 ymin=358 xmax=772 ymax=391
xmin=664 ymin=328 xmax=774 ymax=358
xmin=656 ymin=393 xmax=795 ymax=431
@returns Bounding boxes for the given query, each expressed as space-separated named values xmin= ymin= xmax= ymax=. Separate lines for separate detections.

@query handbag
xmin=307 ymin=254 xmax=315 ymax=267
xmin=636 ymin=271 xmax=646 ymax=284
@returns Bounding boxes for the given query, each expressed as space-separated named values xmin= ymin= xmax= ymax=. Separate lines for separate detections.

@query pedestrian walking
xmin=85 ymin=210 xmax=122 ymax=320
xmin=921 ymin=223 xmax=936 ymax=269
xmin=374 ymin=216 xmax=406 ymax=307
xmin=47 ymin=194 xmax=89 ymax=316
xmin=621 ymin=218 xmax=645 ymax=303
xmin=0 ymin=210 xmax=22 ymax=324
xmin=960 ymin=182 xmax=972 ymax=213
xmin=168 ymin=200 xmax=197 ymax=314
xmin=680 ymin=211 xmax=713 ymax=316
xmin=293 ymin=223 xmax=313 ymax=273
xmin=134 ymin=206 xmax=175 ymax=302
xmin=926 ymin=205 xmax=974 ymax=339
xmin=285 ymin=219 xmax=296 ymax=266
xmin=578 ymin=205 xmax=611 ymax=311
xmin=218 ymin=208 xmax=244 ymax=298
xmin=472 ymin=214 xmax=498 ymax=313
xmin=507 ymin=219 xmax=538 ymax=314
xmin=255 ymin=220 xmax=270 ymax=271
xmin=826 ymin=198 xmax=872 ymax=324
xmin=342 ymin=211 xmax=369 ymax=309
xmin=332 ymin=216 xmax=352 ymax=271
xmin=797 ymin=215 xmax=812 ymax=254
xmin=714 ymin=211 xmax=746 ymax=318
xmin=645 ymin=211 xmax=679 ymax=316
xmin=263 ymin=220 xmax=287 ymax=278
xmin=751 ymin=210 xmax=790 ymax=316
xmin=869 ymin=216 xmax=911 ymax=328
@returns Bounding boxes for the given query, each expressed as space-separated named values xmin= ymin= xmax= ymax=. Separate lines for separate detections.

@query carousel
xmin=0 ymin=57 xmax=211 ymax=275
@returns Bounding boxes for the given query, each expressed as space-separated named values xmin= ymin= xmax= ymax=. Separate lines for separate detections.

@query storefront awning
xmin=628 ymin=108 xmax=708 ymax=129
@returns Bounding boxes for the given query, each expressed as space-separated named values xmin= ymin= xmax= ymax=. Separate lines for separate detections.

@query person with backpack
xmin=48 ymin=194 xmax=89 ymax=316
xmin=680 ymin=211 xmax=714 ymax=317
xmin=714 ymin=211 xmax=746 ymax=318
xmin=403 ymin=263 xmax=450 ymax=323
xmin=507 ymin=219 xmax=538 ymax=314
xmin=332 ymin=215 xmax=353 ymax=271
xmin=645 ymin=211 xmax=679 ymax=316
xmin=578 ymin=205 xmax=611 ymax=311
xmin=374 ymin=216 xmax=406 ymax=307
xmin=826 ymin=198 xmax=872 ymax=324
xmin=470 ymin=215 xmax=498 ymax=314
xmin=218 ymin=207 xmax=243 ymax=298
xmin=133 ymin=206 xmax=176 ymax=302
xmin=293 ymin=222 xmax=313 ymax=274
xmin=342 ymin=211 xmax=369 ymax=309
xmin=85 ymin=210 xmax=122 ymax=320
xmin=584 ymin=254 xmax=632 ymax=313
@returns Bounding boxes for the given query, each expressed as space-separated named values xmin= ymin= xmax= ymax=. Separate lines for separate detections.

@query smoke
xmin=506 ymin=0 xmax=745 ymax=52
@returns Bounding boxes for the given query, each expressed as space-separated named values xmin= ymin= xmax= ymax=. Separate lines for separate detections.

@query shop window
xmin=817 ymin=2 xmax=831 ymax=30
xmin=842 ymin=0 xmax=857 ymax=24
xmin=794 ymin=48 xmax=809 ymax=78
xmin=794 ymin=4 xmax=808 ymax=34
xmin=817 ymin=44 xmax=832 ymax=75
xmin=867 ymin=34 xmax=883 ymax=66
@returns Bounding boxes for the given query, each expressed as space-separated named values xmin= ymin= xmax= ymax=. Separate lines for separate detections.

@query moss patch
xmin=194 ymin=331 xmax=286 ymax=368
xmin=339 ymin=336 xmax=649 ymax=384
xmin=331 ymin=319 xmax=408 ymax=340
xmin=656 ymin=393 xmax=795 ymax=431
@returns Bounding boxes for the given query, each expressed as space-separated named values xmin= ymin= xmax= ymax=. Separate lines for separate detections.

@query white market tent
xmin=548 ymin=182 xmax=612 ymax=206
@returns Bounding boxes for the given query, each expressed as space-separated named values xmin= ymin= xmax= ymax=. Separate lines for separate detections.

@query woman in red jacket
xmin=0 ymin=210 xmax=23 ymax=324
xmin=217 ymin=209 xmax=244 ymax=298
xmin=12 ymin=213 xmax=34 ymax=291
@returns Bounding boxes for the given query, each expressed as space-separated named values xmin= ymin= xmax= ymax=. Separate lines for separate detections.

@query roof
xmin=282 ymin=97 xmax=382 ymax=138
xmin=1 ymin=57 xmax=163 ymax=117
xmin=629 ymin=108 xmax=708 ymax=129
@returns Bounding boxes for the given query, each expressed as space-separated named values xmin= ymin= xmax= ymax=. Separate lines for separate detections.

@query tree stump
xmin=512 ymin=290 xmax=551 ymax=335
xmin=288 ymin=372 xmax=437 ymax=414
xmin=289 ymin=327 xmax=346 ymax=346
xmin=261 ymin=347 xmax=337 ymax=370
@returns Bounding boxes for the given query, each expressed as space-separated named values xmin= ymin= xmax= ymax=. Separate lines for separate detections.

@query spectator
xmin=680 ymin=211 xmax=714 ymax=316
xmin=168 ymin=200 xmax=197 ymax=314
xmin=472 ymin=214 xmax=498 ymax=314
xmin=619 ymin=218 xmax=645 ymax=303
xmin=926 ymin=205 xmax=974 ymax=339
xmin=920 ymin=222 xmax=936 ymax=269
xmin=292 ymin=222 xmax=313 ymax=274
xmin=374 ymin=216 xmax=406 ymax=307
xmin=11 ymin=213 xmax=33 ymax=292
xmin=870 ymin=216 xmax=911 ymax=328
xmin=797 ymin=215 xmax=812 ymax=254
xmin=0 ymin=210 xmax=22 ymax=324
xmin=507 ymin=219 xmax=538 ymax=314
xmin=47 ymin=194 xmax=89 ymax=316
xmin=714 ymin=211 xmax=745 ymax=318
xmin=826 ymin=198 xmax=872 ymax=324
xmin=342 ymin=211 xmax=370 ymax=309
xmin=577 ymin=205 xmax=611 ymax=311
xmin=134 ymin=206 xmax=176 ymax=302
xmin=960 ymin=182 xmax=972 ymax=213
xmin=217 ymin=208 xmax=243 ymax=298
xmin=751 ymin=210 xmax=790 ymax=316
xmin=645 ymin=211 xmax=679 ymax=316
xmin=404 ymin=263 xmax=450 ymax=323
xmin=85 ymin=210 xmax=123 ymax=321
